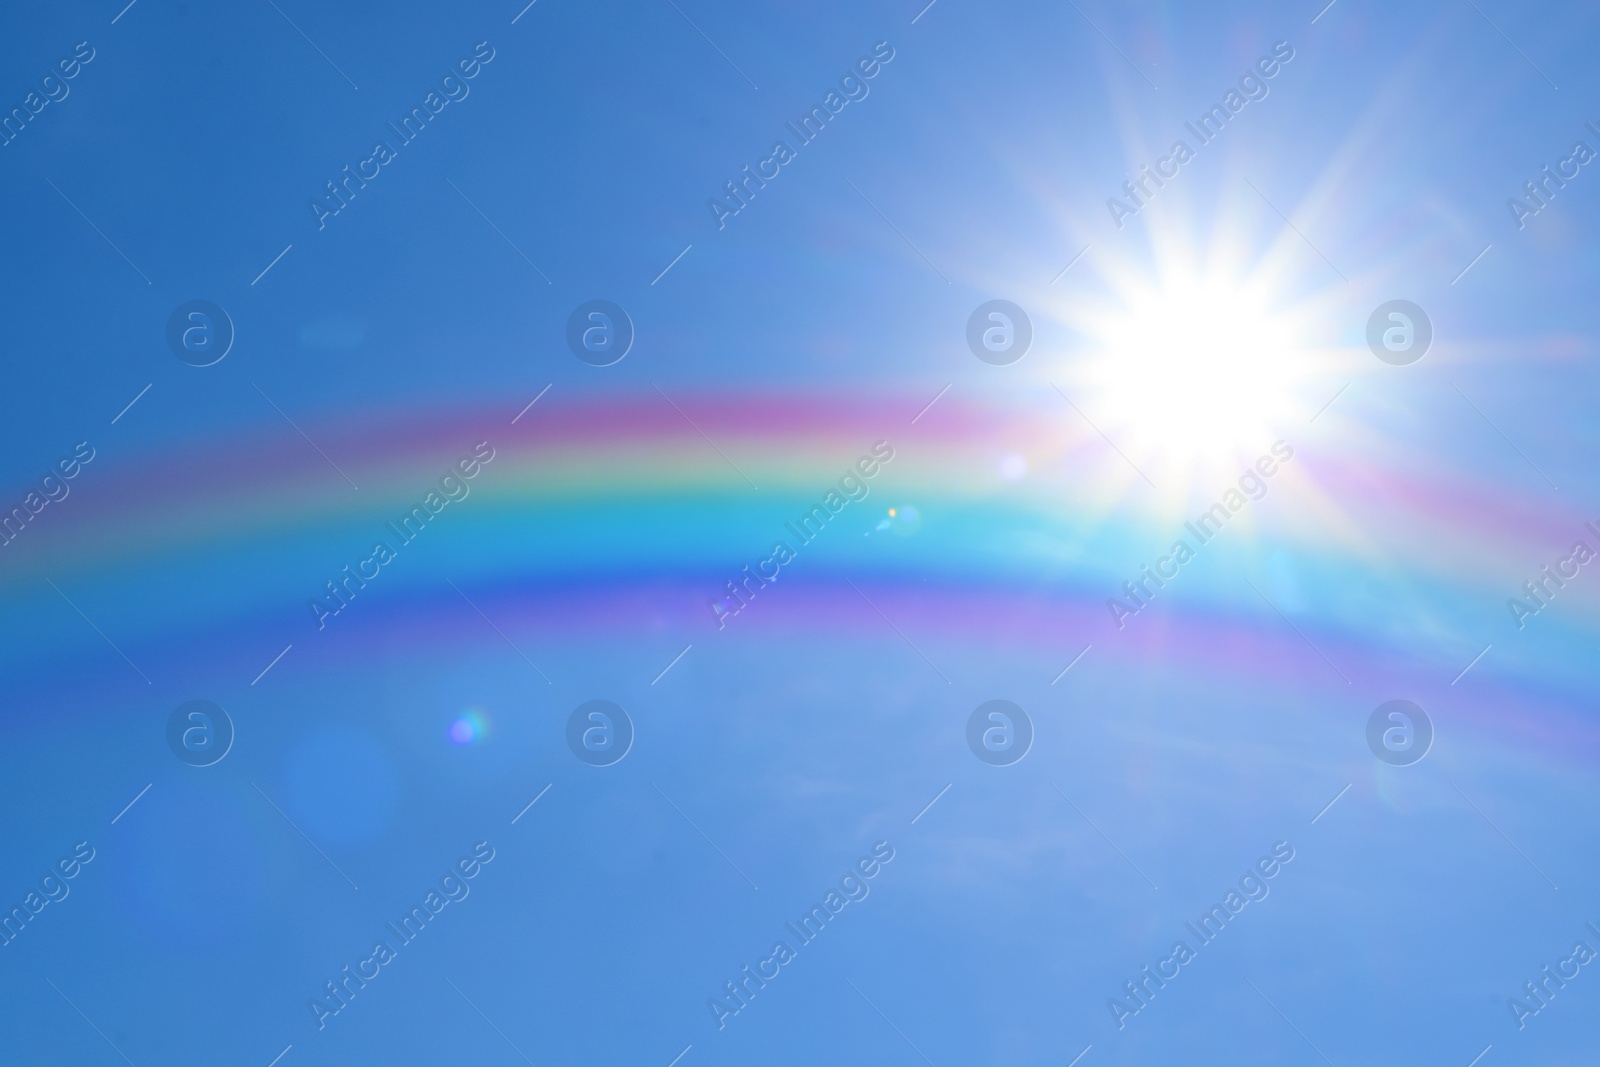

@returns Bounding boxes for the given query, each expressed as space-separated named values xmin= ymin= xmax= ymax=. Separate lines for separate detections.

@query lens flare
xmin=871 ymin=504 xmax=922 ymax=537
xmin=448 ymin=709 xmax=489 ymax=745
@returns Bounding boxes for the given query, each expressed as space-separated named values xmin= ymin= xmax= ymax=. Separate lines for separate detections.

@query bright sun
xmin=1061 ymin=264 xmax=1318 ymax=487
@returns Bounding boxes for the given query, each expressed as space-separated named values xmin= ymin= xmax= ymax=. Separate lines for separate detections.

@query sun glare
xmin=1066 ymin=267 xmax=1315 ymax=485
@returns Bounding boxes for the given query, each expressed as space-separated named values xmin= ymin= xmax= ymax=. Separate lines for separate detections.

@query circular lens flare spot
xmin=449 ymin=709 xmax=489 ymax=745
xmin=871 ymin=504 xmax=922 ymax=537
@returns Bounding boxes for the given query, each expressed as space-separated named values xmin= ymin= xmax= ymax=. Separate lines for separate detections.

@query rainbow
xmin=6 ymin=392 xmax=1595 ymax=766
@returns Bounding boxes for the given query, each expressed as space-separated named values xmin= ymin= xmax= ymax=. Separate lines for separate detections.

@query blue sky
xmin=2 ymin=1 xmax=1600 ymax=1065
